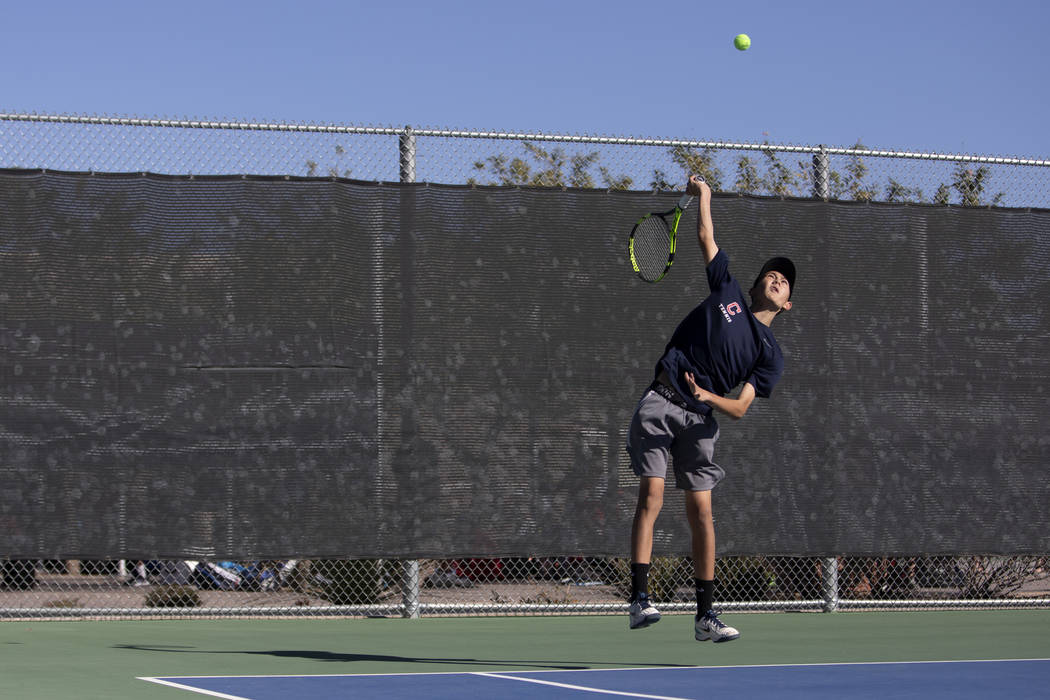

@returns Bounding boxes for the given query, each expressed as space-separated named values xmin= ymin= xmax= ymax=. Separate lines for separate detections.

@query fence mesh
xmin=2 ymin=114 xmax=1049 ymax=206
xmin=1 ymin=112 xmax=1048 ymax=618
xmin=2 ymin=556 xmax=1047 ymax=618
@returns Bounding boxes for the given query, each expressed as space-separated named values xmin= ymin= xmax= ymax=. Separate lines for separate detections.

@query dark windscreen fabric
xmin=1 ymin=170 xmax=1048 ymax=558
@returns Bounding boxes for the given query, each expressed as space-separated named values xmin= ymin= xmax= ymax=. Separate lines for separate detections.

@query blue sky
xmin=2 ymin=0 xmax=1047 ymax=157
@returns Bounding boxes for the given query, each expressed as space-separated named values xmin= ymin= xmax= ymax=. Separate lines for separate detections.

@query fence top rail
xmin=3 ymin=111 xmax=1048 ymax=169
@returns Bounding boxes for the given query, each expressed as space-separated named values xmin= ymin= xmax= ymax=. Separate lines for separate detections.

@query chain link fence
xmin=1 ymin=111 xmax=1048 ymax=618
xmin=3 ymin=113 xmax=1050 ymax=206
xmin=2 ymin=556 xmax=1048 ymax=619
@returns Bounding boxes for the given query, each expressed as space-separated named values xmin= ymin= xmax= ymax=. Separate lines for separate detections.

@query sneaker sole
xmin=630 ymin=614 xmax=661 ymax=630
xmin=695 ymin=631 xmax=740 ymax=643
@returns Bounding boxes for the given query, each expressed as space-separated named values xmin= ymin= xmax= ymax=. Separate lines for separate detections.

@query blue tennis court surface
xmin=143 ymin=658 xmax=1050 ymax=699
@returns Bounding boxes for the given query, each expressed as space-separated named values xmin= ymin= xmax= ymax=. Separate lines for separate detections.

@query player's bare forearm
xmin=687 ymin=175 xmax=718 ymax=265
xmin=700 ymin=391 xmax=753 ymax=420
xmin=684 ymin=372 xmax=756 ymax=420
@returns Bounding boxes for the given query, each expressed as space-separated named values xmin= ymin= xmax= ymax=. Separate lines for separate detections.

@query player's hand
xmin=686 ymin=175 xmax=710 ymax=199
xmin=684 ymin=372 xmax=709 ymax=403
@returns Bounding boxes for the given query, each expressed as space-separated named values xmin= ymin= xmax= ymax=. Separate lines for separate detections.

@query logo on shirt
xmin=719 ymin=302 xmax=742 ymax=323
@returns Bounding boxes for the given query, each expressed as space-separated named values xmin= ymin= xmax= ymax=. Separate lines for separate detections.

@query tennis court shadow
xmin=114 ymin=644 xmax=691 ymax=670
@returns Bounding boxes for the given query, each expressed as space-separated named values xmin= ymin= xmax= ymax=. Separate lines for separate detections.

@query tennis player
xmin=625 ymin=175 xmax=795 ymax=643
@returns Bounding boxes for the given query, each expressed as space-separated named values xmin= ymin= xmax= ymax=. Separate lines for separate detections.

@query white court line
xmin=138 ymin=677 xmax=251 ymax=699
xmin=474 ymin=672 xmax=693 ymax=699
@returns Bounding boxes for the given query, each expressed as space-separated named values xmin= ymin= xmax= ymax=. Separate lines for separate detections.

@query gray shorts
xmin=626 ymin=390 xmax=723 ymax=491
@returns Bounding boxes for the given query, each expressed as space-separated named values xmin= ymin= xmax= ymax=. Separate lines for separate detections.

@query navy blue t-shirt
xmin=656 ymin=249 xmax=784 ymax=415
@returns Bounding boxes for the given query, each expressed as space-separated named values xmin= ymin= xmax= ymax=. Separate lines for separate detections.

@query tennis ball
xmin=734 ymin=34 xmax=751 ymax=51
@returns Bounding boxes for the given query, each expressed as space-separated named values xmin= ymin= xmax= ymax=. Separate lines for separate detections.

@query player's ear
xmin=782 ymin=300 xmax=792 ymax=313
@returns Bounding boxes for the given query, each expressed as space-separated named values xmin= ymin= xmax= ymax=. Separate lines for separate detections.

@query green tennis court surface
xmin=2 ymin=610 xmax=1048 ymax=698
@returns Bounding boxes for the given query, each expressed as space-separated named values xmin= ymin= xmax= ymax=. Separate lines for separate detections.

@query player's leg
xmin=685 ymin=488 xmax=715 ymax=581
xmin=627 ymin=476 xmax=665 ymax=629
xmin=631 ymin=475 xmax=665 ymax=566
xmin=625 ymin=392 xmax=674 ymax=629
xmin=674 ymin=411 xmax=738 ymax=644
xmin=685 ymin=490 xmax=739 ymax=642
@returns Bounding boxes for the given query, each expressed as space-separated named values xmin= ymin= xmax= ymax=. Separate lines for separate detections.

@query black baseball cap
xmin=753 ymin=257 xmax=796 ymax=298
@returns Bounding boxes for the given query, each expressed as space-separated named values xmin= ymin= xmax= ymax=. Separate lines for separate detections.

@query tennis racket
xmin=628 ymin=182 xmax=699 ymax=283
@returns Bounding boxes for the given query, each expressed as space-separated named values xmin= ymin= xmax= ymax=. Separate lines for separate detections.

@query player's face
xmin=759 ymin=272 xmax=792 ymax=309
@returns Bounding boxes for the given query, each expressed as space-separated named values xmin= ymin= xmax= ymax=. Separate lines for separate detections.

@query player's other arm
xmin=686 ymin=175 xmax=718 ymax=265
xmin=684 ymin=373 xmax=756 ymax=420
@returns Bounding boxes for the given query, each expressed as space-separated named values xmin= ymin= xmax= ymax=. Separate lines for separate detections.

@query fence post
xmin=821 ymin=557 xmax=839 ymax=612
xmin=398 ymin=126 xmax=421 ymax=619
xmin=399 ymin=126 xmax=416 ymax=184
xmin=400 ymin=559 xmax=421 ymax=618
xmin=812 ymin=146 xmax=830 ymax=200
xmin=814 ymin=148 xmax=834 ymax=613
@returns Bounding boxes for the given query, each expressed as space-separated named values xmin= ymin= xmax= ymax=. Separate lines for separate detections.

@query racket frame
xmin=629 ymin=192 xmax=694 ymax=283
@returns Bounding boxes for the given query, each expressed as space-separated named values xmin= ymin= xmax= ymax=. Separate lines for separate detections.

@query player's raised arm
xmin=687 ymin=175 xmax=718 ymax=265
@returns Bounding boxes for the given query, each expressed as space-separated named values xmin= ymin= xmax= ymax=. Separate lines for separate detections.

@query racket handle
xmin=677 ymin=193 xmax=694 ymax=210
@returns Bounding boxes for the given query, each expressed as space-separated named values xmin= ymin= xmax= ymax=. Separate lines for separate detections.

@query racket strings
xmin=631 ymin=216 xmax=672 ymax=282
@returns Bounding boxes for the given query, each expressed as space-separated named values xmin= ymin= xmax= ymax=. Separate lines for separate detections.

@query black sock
xmin=695 ymin=578 xmax=715 ymax=615
xmin=630 ymin=563 xmax=651 ymax=602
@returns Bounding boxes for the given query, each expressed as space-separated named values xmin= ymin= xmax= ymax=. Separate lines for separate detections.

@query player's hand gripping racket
xmin=628 ymin=178 xmax=701 ymax=283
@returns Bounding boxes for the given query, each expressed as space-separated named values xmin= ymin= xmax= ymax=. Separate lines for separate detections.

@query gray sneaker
xmin=695 ymin=610 xmax=740 ymax=642
xmin=628 ymin=597 xmax=661 ymax=629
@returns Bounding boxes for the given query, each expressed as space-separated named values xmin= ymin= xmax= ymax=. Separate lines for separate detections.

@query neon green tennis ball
xmin=734 ymin=34 xmax=751 ymax=51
